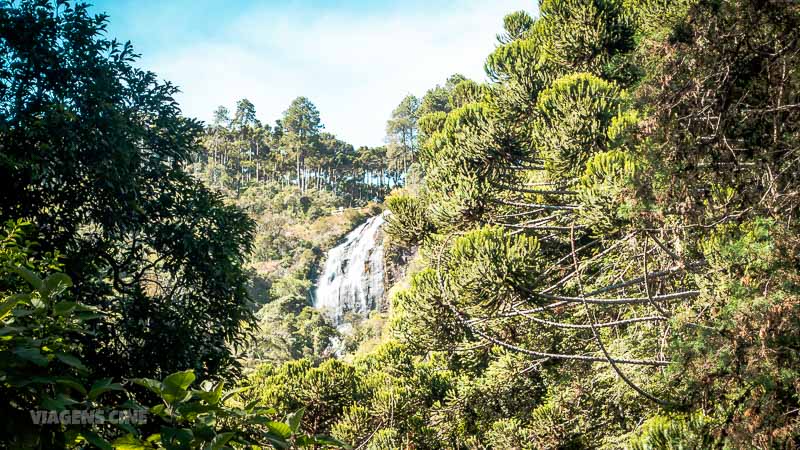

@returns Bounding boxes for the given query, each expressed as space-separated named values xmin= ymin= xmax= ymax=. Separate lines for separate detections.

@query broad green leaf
xmin=20 ymin=376 xmax=57 ymax=387
xmin=198 ymin=414 xmax=217 ymax=427
xmin=286 ymin=407 xmax=305 ymax=433
xmin=89 ymin=378 xmax=125 ymax=400
xmin=295 ymin=435 xmax=313 ymax=447
xmin=72 ymin=302 xmax=103 ymax=312
xmin=30 ymin=297 xmax=46 ymax=310
xmin=112 ymin=434 xmax=148 ymax=450
xmin=13 ymin=266 xmax=42 ymax=290
xmin=263 ymin=433 xmax=290 ymax=450
xmin=56 ymin=352 xmax=88 ymax=373
xmin=41 ymin=393 xmax=79 ymax=411
xmin=193 ymin=381 xmax=224 ymax=405
xmin=132 ymin=378 xmax=163 ymax=396
xmin=75 ymin=312 xmax=106 ymax=321
xmin=192 ymin=421 xmax=216 ymax=441
xmin=160 ymin=427 xmax=193 ymax=447
xmin=54 ymin=301 xmax=78 ymax=316
xmin=163 ymin=370 xmax=196 ymax=390
xmin=114 ymin=421 xmax=139 ymax=437
xmin=161 ymin=387 xmax=192 ymax=405
xmin=41 ymin=272 xmax=73 ymax=296
xmin=265 ymin=421 xmax=292 ymax=439
xmin=14 ymin=345 xmax=49 ymax=366
xmin=221 ymin=385 xmax=253 ymax=402
xmin=80 ymin=430 xmax=113 ymax=450
xmin=244 ymin=399 xmax=261 ymax=412
xmin=0 ymin=326 xmax=24 ymax=336
xmin=209 ymin=432 xmax=235 ymax=450
xmin=312 ymin=435 xmax=352 ymax=448
xmin=253 ymin=406 xmax=278 ymax=416
xmin=175 ymin=401 xmax=212 ymax=419
xmin=247 ymin=416 xmax=271 ymax=425
xmin=12 ymin=307 xmax=34 ymax=317
xmin=119 ymin=399 xmax=146 ymax=410
xmin=0 ymin=294 xmax=29 ymax=320
xmin=54 ymin=376 xmax=88 ymax=395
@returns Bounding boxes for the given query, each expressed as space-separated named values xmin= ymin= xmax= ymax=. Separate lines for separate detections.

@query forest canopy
xmin=1 ymin=0 xmax=800 ymax=449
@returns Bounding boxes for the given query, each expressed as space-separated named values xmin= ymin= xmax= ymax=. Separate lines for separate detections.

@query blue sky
xmin=88 ymin=0 xmax=536 ymax=147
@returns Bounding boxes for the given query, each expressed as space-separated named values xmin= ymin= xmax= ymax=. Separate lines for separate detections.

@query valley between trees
xmin=2 ymin=0 xmax=800 ymax=449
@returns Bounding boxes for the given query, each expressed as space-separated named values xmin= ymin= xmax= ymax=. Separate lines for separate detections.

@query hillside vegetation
xmin=251 ymin=0 xmax=800 ymax=447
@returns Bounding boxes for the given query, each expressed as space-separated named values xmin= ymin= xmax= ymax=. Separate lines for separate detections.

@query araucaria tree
xmin=282 ymin=97 xmax=323 ymax=193
xmin=195 ymin=96 xmax=397 ymax=204
xmin=382 ymin=0 xmax=800 ymax=447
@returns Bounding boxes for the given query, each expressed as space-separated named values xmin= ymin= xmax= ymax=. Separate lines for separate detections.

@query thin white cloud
xmin=145 ymin=0 xmax=534 ymax=147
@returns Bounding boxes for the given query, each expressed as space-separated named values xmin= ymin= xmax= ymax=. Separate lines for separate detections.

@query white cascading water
xmin=314 ymin=212 xmax=387 ymax=328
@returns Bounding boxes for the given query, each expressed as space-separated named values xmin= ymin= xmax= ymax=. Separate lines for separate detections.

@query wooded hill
xmin=193 ymin=97 xmax=408 ymax=204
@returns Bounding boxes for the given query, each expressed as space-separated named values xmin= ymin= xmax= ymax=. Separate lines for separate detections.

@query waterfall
xmin=314 ymin=212 xmax=387 ymax=328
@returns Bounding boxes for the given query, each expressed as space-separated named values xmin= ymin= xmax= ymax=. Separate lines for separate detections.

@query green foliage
xmin=361 ymin=0 xmax=800 ymax=447
xmin=536 ymin=0 xmax=636 ymax=79
xmin=384 ymin=191 xmax=434 ymax=246
xmin=426 ymin=351 xmax=548 ymax=447
xmin=4 ymin=0 xmax=800 ymax=447
xmin=0 ymin=0 xmax=255 ymax=381
xmin=235 ymin=182 xmax=383 ymax=367
xmin=248 ymin=359 xmax=360 ymax=438
xmin=251 ymin=299 xmax=338 ymax=364
xmin=448 ymin=80 xmax=489 ymax=109
xmin=243 ymin=342 xmax=455 ymax=449
xmin=342 ymin=342 xmax=453 ymax=448
xmin=626 ymin=413 xmax=717 ymax=450
xmin=445 ymin=226 xmax=540 ymax=312
xmin=389 ymin=268 xmax=466 ymax=352
xmin=534 ymin=73 xmax=625 ymax=179
xmin=498 ymin=10 xmax=535 ymax=44
xmin=577 ymin=150 xmax=646 ymax=233
xmin=362 ymin=428 xmax=399 ymax=450
xmin=415 ymin=101 xmax=510 ymax=230
xmin=487 ymin=0 xmax=636 ymax=87
xmin=281 ymin=97 xmax=323 ymax=193
xmin=701 ymin=219 xmax=777 ymax=277
xmin=0 ymin=221 xmax=345 ymax=449
xmin=0 ymin=220 xmax=123 ymax=448
xmin=239 ymin=183 xmax=342 ymax=221
xmin=485 ymin=32 xmax=547 ymax=89
xmin=417 ymin=111 xmax=448 ymax=148
xmin=386 ymin=95 xmax=420 ymax=176
xmin=483 ymin=419 xmax=537 ymax=450
xmin=129 ymin=370 xmax=349 ymax=449
xmin=418 ymin=74 xmax=467 ymax=116
xmin=198 ymin=96 xmax=397 ymax=205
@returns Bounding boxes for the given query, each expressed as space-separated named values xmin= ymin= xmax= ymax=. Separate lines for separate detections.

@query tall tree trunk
xmin=296 ymin=150 xmax=302 ymax=192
